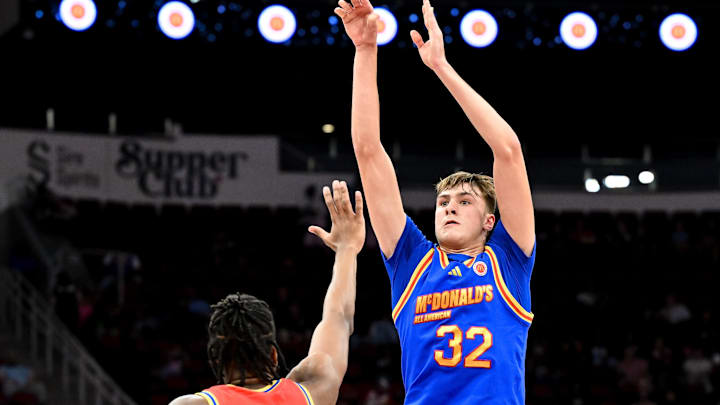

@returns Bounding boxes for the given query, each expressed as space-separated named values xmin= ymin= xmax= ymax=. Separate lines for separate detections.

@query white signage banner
xmin=0 ymin=129 xmax=347 ymax=206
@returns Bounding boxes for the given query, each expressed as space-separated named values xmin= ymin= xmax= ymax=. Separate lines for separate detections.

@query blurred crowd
xmin=7 ymin=189 xmax=720 ymax=405
xmin=0 ymin=348 xmax=47 ymax=405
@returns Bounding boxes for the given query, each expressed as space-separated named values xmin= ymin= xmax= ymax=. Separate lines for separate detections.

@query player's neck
xmin=439 ymin=242 xmax=485 ymax=257
xmin=229 ymin=376 xmax=273 ymax=389
xmin=227 ymin=369 xmax=275 ymax=389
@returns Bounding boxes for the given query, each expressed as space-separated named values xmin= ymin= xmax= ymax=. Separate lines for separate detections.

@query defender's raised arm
xmin=287 ymin=181 xmax=365 ymax=405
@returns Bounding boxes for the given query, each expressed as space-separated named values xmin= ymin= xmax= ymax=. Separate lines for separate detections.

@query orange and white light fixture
xmin=659 ymin=13 xmax=697 ymax=52
xmin=258 ymin=5 xmax=297 ymax=44
xmin=560 ymin=12 xmax=597 ymax=50
xmin=374 ymin=7 xmax=398 ymax=46
xmin=158 ymin=1 xmax=195 ymax=40
xmin=460 ymin=10 xmax=498 ymax=48
xmin=59 ymin=0 xmax=97 ymax=31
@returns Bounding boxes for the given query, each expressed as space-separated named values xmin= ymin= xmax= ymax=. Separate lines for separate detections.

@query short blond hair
xmin=435 ymin=171 xmax=496 ymax=214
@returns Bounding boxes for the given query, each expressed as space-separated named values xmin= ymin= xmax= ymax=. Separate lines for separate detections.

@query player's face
xmin=434 ymin=184 xmax=493 ymax=249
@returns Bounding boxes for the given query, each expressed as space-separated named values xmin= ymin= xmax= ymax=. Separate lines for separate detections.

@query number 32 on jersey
xmin=434 ymin=325 xmax=493 ymax=368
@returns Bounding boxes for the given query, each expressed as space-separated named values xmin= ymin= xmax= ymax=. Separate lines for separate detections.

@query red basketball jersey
xmin=196 ymin=378 xmax=314 ymax=405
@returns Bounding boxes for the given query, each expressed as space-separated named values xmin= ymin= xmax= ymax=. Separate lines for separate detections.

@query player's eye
xmin=439 ymin=201 xmax=448 ymax=207
xmin=461 ymin=200 xmax=470 ymax=205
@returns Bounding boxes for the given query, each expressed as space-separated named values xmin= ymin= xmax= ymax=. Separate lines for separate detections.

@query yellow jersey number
xmin=434 ymin=325 xmax=493 ymax=368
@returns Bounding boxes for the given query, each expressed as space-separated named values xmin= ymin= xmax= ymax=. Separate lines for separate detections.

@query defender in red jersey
xmin=169 ymin=181 xmax=365 ymax=405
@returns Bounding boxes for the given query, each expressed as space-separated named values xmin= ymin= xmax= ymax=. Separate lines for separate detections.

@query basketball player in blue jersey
xmin=334 ymin=0 xmax=535 ymax=404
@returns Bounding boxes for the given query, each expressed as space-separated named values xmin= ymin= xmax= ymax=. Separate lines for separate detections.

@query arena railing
xmin=0 ymin=266 xmax=138 ymax=405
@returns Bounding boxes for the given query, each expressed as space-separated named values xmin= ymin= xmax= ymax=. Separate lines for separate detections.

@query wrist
xmin=432 ymin=59 xmax=452 ymax=75
xmin=355 ymin=44 xmax=378 ymax=53
xmin=336 ymin=244 xmax=361 ymax=255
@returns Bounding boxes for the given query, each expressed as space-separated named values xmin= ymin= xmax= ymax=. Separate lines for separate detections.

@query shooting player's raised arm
xmin=337 ymin=0 xmax=406 ymax=258
xmin=411 ymin=0 xmax=535 ymax=255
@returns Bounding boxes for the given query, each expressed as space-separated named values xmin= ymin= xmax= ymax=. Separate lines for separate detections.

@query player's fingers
xmin=410 ymin=30 xmax=425 ymax=48
xmin=322 ymin=185 xmax=338 ymax=220
xmin=334 ymin=7 xmax=346 ymax=18
xmin=422 ymin=4 xmax=431 ymax=25
xmin=332 ymin=180 xmax=346 ymax=216
xmin=338 ymin=181 xmax=353 ymax=214
xmin=354 ymin=190 xmax=364 ymax=218
xmin=338 ymin=0 xmax=353 ymax=13
xmin=308 ymin=225 xmax=330 ymax=240
xmin=424 ymin=6 xmax=442 ymax=37
xmin=366 ymin=13 xmax=379 ymax=37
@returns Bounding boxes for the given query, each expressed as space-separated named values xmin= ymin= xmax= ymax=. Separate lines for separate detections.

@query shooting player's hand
xmin=410 ymin=0 xmax=448 ymax=71
xmin=309 ymin=180 xmax=366 ymax=253
xmin=334 ymin=0 xmax=378 ymax=49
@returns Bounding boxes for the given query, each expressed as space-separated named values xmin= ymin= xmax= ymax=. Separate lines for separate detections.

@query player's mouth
xmin=444 ymin=220 xmax=460 ymax=227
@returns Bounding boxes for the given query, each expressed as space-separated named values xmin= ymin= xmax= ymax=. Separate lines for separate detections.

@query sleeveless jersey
xmin=384 ymin=216 xmax=535 ymax=405
xmin=196 ymin=378 xmax=315 ymax=405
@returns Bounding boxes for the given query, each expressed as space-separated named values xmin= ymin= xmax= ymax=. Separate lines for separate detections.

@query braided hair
xmin=206 ymin=293 xmax=288 ymax=385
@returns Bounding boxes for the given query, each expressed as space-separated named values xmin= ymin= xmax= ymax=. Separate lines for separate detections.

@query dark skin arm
xmin=287 ymin=181 xmax=365 ymax=405
xmin=168 ymin=396 xmax=206 ymax=405
xmin=168 ymin=181 xmax=365 ymax=405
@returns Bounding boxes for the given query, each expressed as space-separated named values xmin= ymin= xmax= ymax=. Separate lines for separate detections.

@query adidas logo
xmin=448 ymin=266 xmax=463 ymax=277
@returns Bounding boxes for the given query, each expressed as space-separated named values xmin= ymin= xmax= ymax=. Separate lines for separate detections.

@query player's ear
xmin=271 ymin=346 xmax=278 ymax=368
xmin=483 ymin=213 xmax=495 ymax=231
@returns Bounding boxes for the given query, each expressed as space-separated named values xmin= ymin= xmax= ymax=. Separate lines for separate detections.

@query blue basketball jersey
xmin=383 ymin=216 xmax=535 ymax=405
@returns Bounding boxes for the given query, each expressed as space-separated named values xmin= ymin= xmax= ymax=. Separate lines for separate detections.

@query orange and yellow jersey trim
xmin=438 ymin=249 xmax=449 ymax=269
xmin=392 ymin=248 xmax=435 ymax=323
xmin=486 ymin=246 xmax=534 ymax=324
xmin=196 ymin=379 xmax=313 ymax=405
xmin=296 ymin=383 xmax=315 ymax=405
xmin=438 ymin=248 xmax=477 ymax=270
xmin=196 ymin=390 xmax=219 ymax=405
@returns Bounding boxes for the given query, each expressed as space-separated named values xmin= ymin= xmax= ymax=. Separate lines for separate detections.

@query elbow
xmin=494 ymin=137 xmax=523 ymax=162
xmin=325 ymin=308 xmax=355 ymax=335
xmin=352 ymin=142 xmax=374 ymax=160
xmin=351 ymin=134 xmax=381 ymax=159
xmin=346 ymin=318 xmax=355 ymax=336
xmin=342 ymin=304 xmax=355 ymax=335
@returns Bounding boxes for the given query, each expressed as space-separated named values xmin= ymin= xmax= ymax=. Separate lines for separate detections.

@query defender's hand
xmin=410 ymin=0 xmax=448 ymax=71
xmin=309 ymin=180 xmax=366 ymax=253
xmin=334 ymin=0 xmax=378 ymax=49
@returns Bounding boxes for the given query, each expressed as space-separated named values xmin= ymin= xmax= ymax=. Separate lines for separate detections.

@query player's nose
xmin=445 ymin=202 xmax=457 ymax=215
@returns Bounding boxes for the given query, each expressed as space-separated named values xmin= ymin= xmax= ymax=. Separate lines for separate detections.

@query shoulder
xmin=287 ymin=352 xmax=339 ymax=386
xmin=168 ymin=395 xmax=208 ymax=405
xmin=287 ymin=353 xmax=340 ymax=405
xmin=489 ymin=220 xmax=534 ymax=258
xmin=385 ymin=215 xmax=432 ymax=262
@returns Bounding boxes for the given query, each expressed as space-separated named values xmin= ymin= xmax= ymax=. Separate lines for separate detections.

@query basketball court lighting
xmin=460 ymin=10 xmax=498 ymax=48
xmin=374 ymin=7 xmax=398 ymax=46
xmin=585 ymin=178 xmax=600 ymax=193
xmin=638 ymin=171 xmax=655 ymax=184
xmin=158 ymin=1 xmax=196 ymax=40
xmin=659 ymin=13 xmax=697 ymax=52
xmin=258 ymin=5 xmax=297 ymax=43
xmin=560 ymin=12 xmax=598 ymax=50
xmin=59 ymin=0 xmax=97 ymax=31
xmin=603 ymin=175 xmax=630 ymax=189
